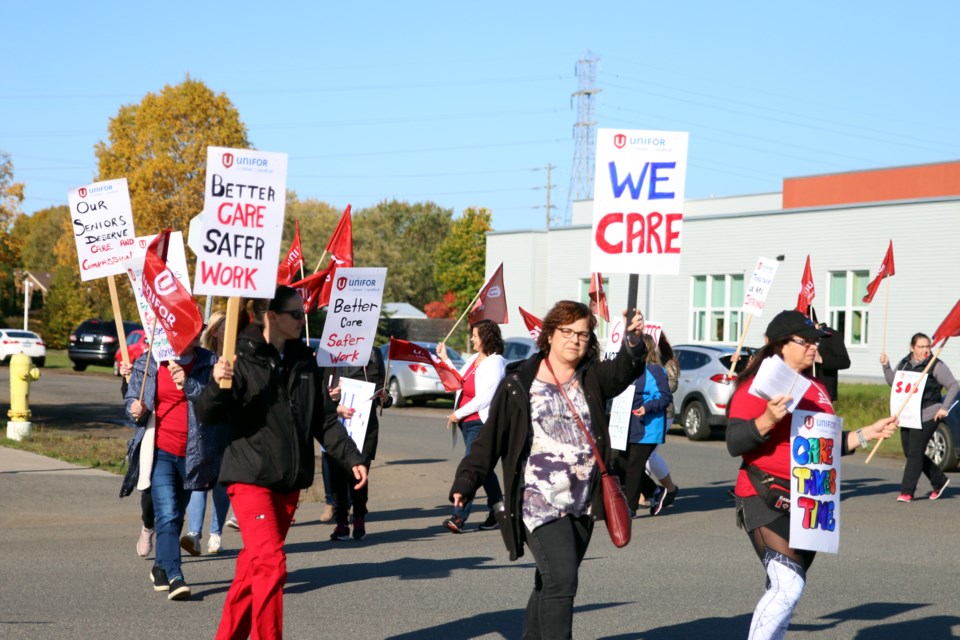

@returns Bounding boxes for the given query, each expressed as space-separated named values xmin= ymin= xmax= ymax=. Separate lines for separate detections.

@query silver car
xmin=503 ymin=336 xmax=538 ymax=364
xmin=672 ymin=344 xmax=755 ymax=441
xmin=380 ymin=342 xmax=465 ymax=407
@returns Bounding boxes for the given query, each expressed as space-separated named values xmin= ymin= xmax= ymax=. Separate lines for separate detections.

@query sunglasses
xmin=276 ymin=308 xmax=305 ymax=321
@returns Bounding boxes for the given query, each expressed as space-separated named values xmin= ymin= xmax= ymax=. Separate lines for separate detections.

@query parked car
xmin=926 ymin=402 xmax=960 ymax=472
xmin=380 ymin=342 xmax=465 ymax=407
xmin=68 ymin=319 xmax=142 ymax=371
xmin=0 ymin=329 xmax=46 ymax=367
xmin=113 ymin=329 xmax=149 ymax=376
xmin=503 ymin=336 xmax=537 ymax=363
xmin=671 ymin=344 xmax=756 ymax=441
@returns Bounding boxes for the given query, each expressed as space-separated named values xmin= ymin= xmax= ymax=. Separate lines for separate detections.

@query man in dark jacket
xmin=806 ymin=307 xmax=851 ymax=401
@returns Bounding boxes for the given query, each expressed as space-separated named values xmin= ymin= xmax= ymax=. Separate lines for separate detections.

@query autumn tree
xmin=11 ymin=204 xmax=67 ymax=273
xmin=433 ymin=207 xmax=492 ymax=314
xmin=43 ymin=216 xmax=95 ymax=348
xmin=0 ymin=152 xmax=25 ymax=320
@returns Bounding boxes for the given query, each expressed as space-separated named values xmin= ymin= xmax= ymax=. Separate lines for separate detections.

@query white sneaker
xmin=225 ymin=516 xmax=240 ymax=531
xmin=137 ymin=526 xmax=154 ymax=558
xmin=207 ymin=533 xmax=223 ymax=555
xmin=180 ymin=532 xmax=201 ymax=557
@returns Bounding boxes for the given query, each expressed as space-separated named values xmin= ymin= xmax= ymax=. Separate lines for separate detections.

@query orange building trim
xmin=782 ymin=161 xmax=960 ymax=209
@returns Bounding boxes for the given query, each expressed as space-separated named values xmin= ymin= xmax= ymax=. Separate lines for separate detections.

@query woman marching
xmin=450 ymin=301 xmax=646 ymax=639
xmin=880 ymin=332 xmax=958 ymax=502
xmin=727 ymin=310 xmax=896 ymax=640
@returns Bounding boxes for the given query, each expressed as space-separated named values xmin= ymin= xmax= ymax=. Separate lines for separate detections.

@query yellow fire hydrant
xmin=7 ymin=352 xmax=40 ymax=441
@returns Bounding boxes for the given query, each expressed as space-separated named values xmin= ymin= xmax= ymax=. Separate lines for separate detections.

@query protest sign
xmin=790 ymin=410 xmax=843 ymax=554
xmin=890 ymin=371 xmax=925 ymax=429
xmin=608 ymin=385 xmax=635 ymax=451
xmin=604 ymin=320 xmax=660 ymax=361
xmin=317 ymin=267 xmax=387 ymax=367
xmin=68 ymin=178 xmax=137 ymax=281
xmin=337 ymin=377 xmax=376 ymax=450
xmin=194 ymin=147 xmax=288 ymax=298
xmin=590 ymin=129 xmax=688 ymax=275
xmin=742 ymin=257 xmax=779 ymax=317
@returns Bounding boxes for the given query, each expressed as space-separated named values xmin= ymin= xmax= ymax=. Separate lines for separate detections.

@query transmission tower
xmin=564 ymin=51 xmax=601 ymax=226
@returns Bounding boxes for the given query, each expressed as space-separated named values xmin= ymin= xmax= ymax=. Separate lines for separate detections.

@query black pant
xmin=616 ymin=443 xmax=657 ymax=511
xmin=329 ymin=456 xmax=369 ymax=524
xmin=522 ymin=515 xmax=593 ymax=640
xmin=900 ymin=419 xmax=948 ymax=496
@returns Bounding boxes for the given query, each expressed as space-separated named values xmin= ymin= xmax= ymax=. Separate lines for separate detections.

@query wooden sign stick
xmin=108 ymin=274 xmax=131 ymax=367
xmin=219 ymin=297 xmax=241 ymax=389
xmin=728 ymin=314 xmax=754 ymax=377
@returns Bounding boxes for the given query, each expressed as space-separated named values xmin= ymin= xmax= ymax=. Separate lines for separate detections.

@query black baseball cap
xmin=766 ymin=310 xmax=827 ymax=342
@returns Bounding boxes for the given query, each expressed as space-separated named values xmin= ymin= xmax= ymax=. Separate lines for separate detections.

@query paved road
xmin=2 ymin=369 xmax=959 ymax=639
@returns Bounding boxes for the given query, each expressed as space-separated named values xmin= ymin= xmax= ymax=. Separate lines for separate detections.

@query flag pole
xmin=865 ymin=339 xmax=947 ymax=464
xmin=138 ymin=315 xmax=160 ymax=405
xmin=312 ymin=250 xmax=329 ymax=275
xmin=442 ymin=289 xmax=484 ymax=345
xmin=219 ymin=297 xmax=241 ymax=389
xmin=728 ymin=315 xmax=753 ymax=377
xmin=883 ymin=276 xmax=890 ymax=355
xmin=300 ymin=262 xmax=310 ymax=344
xmin=381 ymin=340 xmax=391 ymax=417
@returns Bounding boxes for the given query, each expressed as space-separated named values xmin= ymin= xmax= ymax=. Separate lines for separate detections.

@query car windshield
xmin=5 ymin=331 xmax=38 ymax=339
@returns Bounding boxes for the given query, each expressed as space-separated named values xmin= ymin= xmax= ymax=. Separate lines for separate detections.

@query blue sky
xmin=3 ymin=2 xmax=956 ymax=232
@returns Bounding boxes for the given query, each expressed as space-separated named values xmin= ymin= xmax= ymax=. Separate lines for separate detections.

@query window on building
xmin=691 ymin=274 xmax=744 ymax=342
xmin=827 ymin=270 xmax=869 ymax=345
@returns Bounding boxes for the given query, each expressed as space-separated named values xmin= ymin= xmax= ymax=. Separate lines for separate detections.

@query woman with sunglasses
xmin=450 ymin=300 xmax=646 ymax=639
xmin=726 ymin=310 xmax=896 ymax=640
xmin=880 ymin=333 xmax=958 ymax=502
xmin=197 ymin=286 xmax=368 ymax=640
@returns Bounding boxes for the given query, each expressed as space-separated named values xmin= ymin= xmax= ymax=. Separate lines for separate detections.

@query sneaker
xmin=478 ymin=512 xmax=499 ymax=531
xmin=442 ymin=516 xmax=464 ymax=533
xmin=150 ymin=565 xmax=169 ymax=592
xmin=207 ymin=533 xmax=223 ymax=555
xmin=330 ymin=524 xmax=351 ymax=541
xmin=167 ymin=576 xmax=191 ymax=601
xmin=137 ymin=526 xmax=154 ymax=558
xmin=352 ymin=516 xmax=366 ymax=541
xmin=225 ymin=516 xmax=240 ymax=531
xmin=651 ymin=487 xmax=679 ymax=516
xmin=180 ymin=532 xmax=201 ymax=557
xmin=929 ymin=478 xmax=950 ymax=500
xmin=319 ymin=504 xmax=335 ymax=523
xmin=897 ymin=493 xmax=913 ymax=503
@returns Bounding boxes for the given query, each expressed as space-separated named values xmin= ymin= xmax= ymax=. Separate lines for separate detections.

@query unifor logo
xmin=613 ymin=133 xmax=627 ymax=149
xmin=336 ymin=276 xmax=348 ymax=290
xmin=487 ymin=285 xmax=503 ymax=298
xmin=222 ymin=153 xmax=234 ymax=168
xmin=155 ymin=271 xmax=178 ymax=296
xmin=78 ymin=187 xmax=88 ymax=198
xmin=803 ymin=415 xmax=815 ymax=430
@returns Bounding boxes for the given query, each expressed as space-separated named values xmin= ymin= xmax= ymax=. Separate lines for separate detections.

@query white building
xmin=486 ymin=161 xmax=960 ymax=382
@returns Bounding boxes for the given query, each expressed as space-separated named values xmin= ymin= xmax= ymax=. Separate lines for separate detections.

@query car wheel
xmin=388 ymin=377 xmax=406 ymax=408
xmin=72 ymin=362 xmax=88 ymax=372
xmin=35 ymin=357 xmax=45 ymax=368
xmin=682 ymin=400 xmax=711 ymax=441
xmin=926 ymin=423 xmax=957 ymax=472
xmin=410 ymin=397 xmax=427 ymax=407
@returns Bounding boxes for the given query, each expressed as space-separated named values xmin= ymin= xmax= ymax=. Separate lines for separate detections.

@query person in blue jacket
xmin=616 ymin=334 xmax=674 ymax=516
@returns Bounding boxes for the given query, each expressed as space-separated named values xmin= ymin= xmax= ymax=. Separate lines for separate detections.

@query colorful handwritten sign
xmin=790 ymin=410 xmax=842 ymax=554
xmin=317 ymin=267 xmax=387 ymax=367
xmin=67 ymin=178 xmax=137 ymax=281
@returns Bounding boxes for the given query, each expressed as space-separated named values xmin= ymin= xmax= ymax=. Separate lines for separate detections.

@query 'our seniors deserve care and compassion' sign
xmin=68 ymin=178 xmax=137 ymax=281
xmin=790 ymin=410 xmax=842 ymax=554
xmin=590 ymin=129 xmax=689 ymax=275
xmin=194 ymin=147 xmax=288 ymax=298
xmin=317 ymin=267 xmax=387 ymax=367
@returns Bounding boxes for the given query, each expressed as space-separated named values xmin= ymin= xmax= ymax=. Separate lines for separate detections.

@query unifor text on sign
xmin=194 ymin=147 xmax=288 ymax=298
xmin=590 ymin=129 xmax=688 ymax=275
xmin=68 ymin=178 xmax=137 ymax=281
xmin=317 ymin=267 xmax=387 ymax=367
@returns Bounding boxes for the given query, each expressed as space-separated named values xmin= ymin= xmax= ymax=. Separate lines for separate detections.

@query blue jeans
xmin=186 ymin=483 xmax=231 ymax=536
xmin=152 ymin=449 xmax=190 ymax=580
xmin=454 ymin=420 xmax=503 ymax=523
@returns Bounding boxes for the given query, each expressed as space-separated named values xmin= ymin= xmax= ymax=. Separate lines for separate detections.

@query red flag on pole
xmin=290 ymin=267 xmax=332 ymax=314
xmin=142 ymin=229 xmax=203 ymax=356
xmin=277 ymin=220 xmax=304 ymax=285
xmin=589 ymin=272 xmax=610 ymax=322
xmin=317 ymin=205 xmax=354 ymax=308
xmin=469 ymin=262 xmax=508 ymax=324
xmin=932 ymin=299 xmax=960 ymax=347
xmin=518 ymin=307 xmax=543 ymax=340
xmin=795 ymin=255 xmax=816 ymax=315
xmin=862 ymin=240 xmax=895 ymax=304
xmin=388 ymin=337 xmax=462 ymax=391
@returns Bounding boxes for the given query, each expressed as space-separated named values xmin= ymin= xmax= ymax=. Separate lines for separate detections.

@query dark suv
xmin=68 ymin=319 xmax=142 ymax=371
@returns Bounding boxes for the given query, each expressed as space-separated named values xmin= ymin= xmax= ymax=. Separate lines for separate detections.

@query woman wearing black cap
xmin=726 ymin=309 xmax=896 ymax=640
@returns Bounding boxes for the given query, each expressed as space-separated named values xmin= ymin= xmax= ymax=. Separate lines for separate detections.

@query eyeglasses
xmin=788 ymin=337 xmax=820 ymax=349
xmin=557 ymin=327 xmax=591 ymax=342
xmin=914 ymin=343 xmax=931 ymax=350
xmin=276 ymin=308 xmax=305 ymax=321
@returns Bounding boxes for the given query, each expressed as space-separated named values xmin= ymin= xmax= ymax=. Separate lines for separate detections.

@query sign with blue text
xmin=67 ymin=178 xmax=136 ymax=281
xmin=317 ymin=267 xmax=387 ymax=367
xmin=790 ymin=410 xmax=842 ymax=554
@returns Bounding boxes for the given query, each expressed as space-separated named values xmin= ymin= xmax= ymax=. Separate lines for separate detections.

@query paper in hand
xmin=748 ymin=355 xmax=811 ymax=413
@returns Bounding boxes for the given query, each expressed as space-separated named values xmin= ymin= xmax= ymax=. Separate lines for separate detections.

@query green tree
xmin=433 ymin=207 xmax=492 ymax=314
xmin=0 ymin=152 xmax=25 ymax=320
xmin=11 ymin=204 xmax=67 ymax=272
xmin=43 ymin=216 xmax=95 ymax=348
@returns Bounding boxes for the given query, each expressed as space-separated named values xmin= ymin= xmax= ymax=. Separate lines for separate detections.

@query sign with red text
xmin=67 ymin=178 xmax=137 ymax=281
xmin=194 ymin=147 xmax=288 ymax=298
xmin=590 ymin=129 xmax=688 ymax=275
xmin=742 ymin=256 xmax=779 ymax=317
xmin=317 ymin=267 xmax=387 ymax=367
xmin=890 ymin=371 xmax=925 ymax=429
xmin=603 ymin=320 xmax=661 ymax=361
xmin=790 ymin=410 xmax=842 ymax=554
xmin=125 ymin=232 xmax=190 ymax=362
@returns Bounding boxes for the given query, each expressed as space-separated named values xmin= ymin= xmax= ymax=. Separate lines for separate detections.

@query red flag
xmin=518 ymin=306 xmax=543 ymax=340
xmin=795 ymin=255 xmax=815 ymax=315
xmin=862 ymin=240 xmax=895 ymax=304
xmin=469 ymin=262 xmax=508 ymax=324
xmin=589 ymin=272 xmax=610 ymax=322
xmin=388 ymin=337 xmax=462 ymax=391
xmin=142 ymin=229 xmax=203 ymax=356
xmin=277 ymin=220 xmax=303 ymax=285
xmin=932 ymin=299 xmax=960 ymax=347
xmin=316 ymin=205 xmax=354 ymax=308
xmin=290 ymin=267 xmax=331 ymax=314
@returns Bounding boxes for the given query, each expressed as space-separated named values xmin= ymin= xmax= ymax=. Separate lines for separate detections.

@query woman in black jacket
xmin=196 ymin=286 xmax=367 ymax=640
xmin=450 ymin=300 xmax=645 ymax=640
